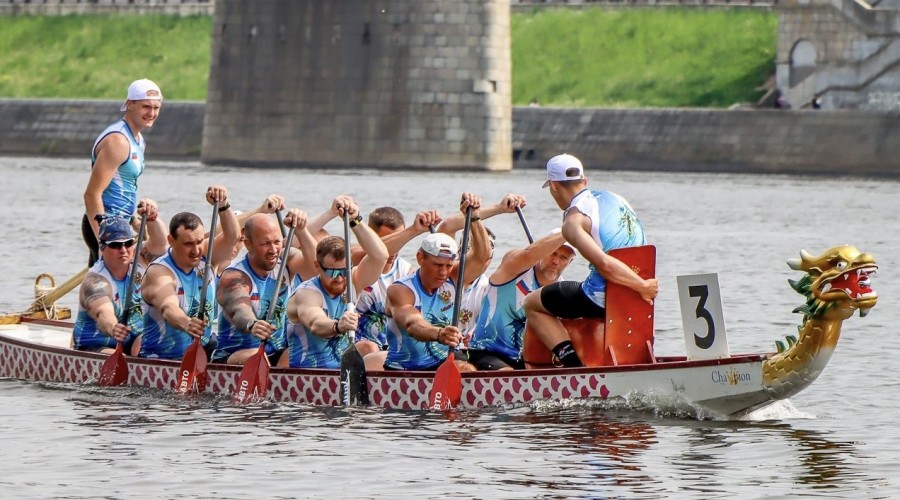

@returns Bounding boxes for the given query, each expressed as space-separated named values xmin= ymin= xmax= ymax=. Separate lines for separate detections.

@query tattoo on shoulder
xmin=218 ymin=270 xmax=252 ymax=302
xmin=141 ymin=246 xmax=164 ymax=263
xmin=80 ymin=273 xmax=113 ymax=306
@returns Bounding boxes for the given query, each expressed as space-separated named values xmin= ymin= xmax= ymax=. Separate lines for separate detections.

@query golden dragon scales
xmin=762 ymin=245 xmax=878 ymax=399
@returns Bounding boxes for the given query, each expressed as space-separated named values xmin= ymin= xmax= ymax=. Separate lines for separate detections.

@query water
xmin=1 ymin=156 xmax=899 ymax=498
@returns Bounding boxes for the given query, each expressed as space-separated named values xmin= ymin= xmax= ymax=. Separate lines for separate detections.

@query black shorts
xmin=467 ymin=349 xmax=525 ymax=370
xmin=383 ymin=361 xmax=442 ymax=371
xmin=540 ymin=281 xmax=605 ymax=319
xmin=81 ymin=213 xmax=99 ymax=267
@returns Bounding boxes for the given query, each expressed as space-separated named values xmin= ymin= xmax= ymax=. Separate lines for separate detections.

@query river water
xmin=1 ymin=156 xmax=898 ymax=498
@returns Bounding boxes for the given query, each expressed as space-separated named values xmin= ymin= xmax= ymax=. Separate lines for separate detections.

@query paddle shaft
xmin=515 ymin=207 xmax=535 ymax=244
xmin=342 ymin=211 xmax=355 ymax=305
xmin=450 ymin=206 xmax=473 ymax=328
xmin=119 ymin=214 xmax=148 ymax=325
xmin=197 ymin=200 xmax=220 ymax=317
xmin=275 ymin=210 xmax=287 ymax=239
xmin=266 ymin=224 xmax=296 ymax=324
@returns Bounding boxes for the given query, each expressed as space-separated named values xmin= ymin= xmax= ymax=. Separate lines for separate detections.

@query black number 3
xmin=689 ymin=285 xmax=715 ymax=349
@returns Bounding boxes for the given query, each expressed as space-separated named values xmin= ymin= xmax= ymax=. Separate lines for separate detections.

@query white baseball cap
xmin=420 ymin=233 xmax=458 ymax=259
xmin=543 ymin=154 xmax=585 ymax=188
xmin=547 ymin=228 xmax=576 ymax=252
xmin=120 ymin=79 xmax=163 ymax=111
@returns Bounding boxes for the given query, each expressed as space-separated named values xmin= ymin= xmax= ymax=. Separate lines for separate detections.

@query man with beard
xmin=213 ymin=208 xmax=315 ymax=366
xmin=467 ymin=229 xmax=576 ymax=370
xmin=286 ymin=198 xmax=389 ymax=368
xmin=136 ymin=185 xmax=240 ymax=360
xmin=383 ymin=193 xmax=490 ymax=371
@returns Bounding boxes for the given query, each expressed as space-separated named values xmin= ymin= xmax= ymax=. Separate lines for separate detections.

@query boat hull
xmin=0 ymin=318 xmax=777 ymax=417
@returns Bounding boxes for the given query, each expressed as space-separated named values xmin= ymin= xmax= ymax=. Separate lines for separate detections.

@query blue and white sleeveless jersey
xmin=91 ymin=119 xmax=145 ymax=218
xmin=384 ymin=271 xmax=456 ymax=370
xmin=139 ymin=251 xmax=214 ymax=359
xmin=568 ymin=189 xmax=646 ymax=306
xmin=470 ymin=267 xmax=548 ymax=360
xmin=73 ymin=258 xmax=143 ymax=350
xmin=213 ymin=255 xmax=290 ymax=360
xmin=457 ymin=273 xmax=490 ymax=343
xmin=355 ymin=257 xmax=414 ymax=349
xmin=286 ymin=277 xmax=350 ymax=368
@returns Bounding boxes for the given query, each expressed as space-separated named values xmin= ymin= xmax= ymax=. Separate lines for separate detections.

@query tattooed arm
xmin=80 ymin=273 xmax=129 ymax=342
xmin=217 ymin=268 xmax=276 ymax=341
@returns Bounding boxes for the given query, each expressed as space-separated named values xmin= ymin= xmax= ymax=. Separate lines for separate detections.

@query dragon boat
xmin=0 ymin=245 xmax=877 ymax=418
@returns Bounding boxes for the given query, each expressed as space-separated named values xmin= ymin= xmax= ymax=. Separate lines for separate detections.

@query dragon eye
xmin=835 ymin=261 xmax=848 ymax=270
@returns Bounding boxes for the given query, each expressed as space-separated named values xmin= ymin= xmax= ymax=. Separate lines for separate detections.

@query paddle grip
xmin=515 ymin=207 xmax=534 ymax=244
xmin=119 ymin=213 xmax=148 ymax=326
xmin=197 ymin=200 xmax=219 ymax=319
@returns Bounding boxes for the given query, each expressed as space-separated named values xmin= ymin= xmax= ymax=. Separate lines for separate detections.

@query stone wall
xmin=0 ymin=99 xmax=204 ymax=159
xmin=3 ymin=99 xmax=898 ymax=177
xmin=203 ymin=0 xmax=512 ymax=171
xmin=513 ymin=106 xmax=900 ymax=176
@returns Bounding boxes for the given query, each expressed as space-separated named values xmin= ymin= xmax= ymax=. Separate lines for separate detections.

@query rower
xmin=72 ymin=205 xmax=166 ymax=355
xmin=467 ymin=229 xmax=576 ymax=370
xmin=136 ymin=185 xmax=239 ymax=360
xmin=382 ymin=193 xmax=490 ymax=372
xmin=523 ymin=154 xmax=658 ymax=367
xmin=212 ymin=208 xmax=314 ymax=366
xmin=285 ymin=197 xmax=389 ymax=369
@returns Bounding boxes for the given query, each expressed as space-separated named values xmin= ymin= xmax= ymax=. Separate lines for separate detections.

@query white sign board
xmin=677 ymin=273 xmax=730 ymax=360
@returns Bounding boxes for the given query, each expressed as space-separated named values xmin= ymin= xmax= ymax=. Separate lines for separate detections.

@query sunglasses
xmin=321 ymin=267 xmax=348 ymax=279
xmin=105 ymin=239 xmax=135 ymax=250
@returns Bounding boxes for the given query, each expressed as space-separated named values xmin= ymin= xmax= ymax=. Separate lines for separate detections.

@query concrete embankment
xmin=1 ymin=99 xmax=898 ymax=176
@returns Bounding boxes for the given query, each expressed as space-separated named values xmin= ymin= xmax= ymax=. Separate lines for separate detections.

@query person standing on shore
xmin=82 ymin=78 xmax=163 ymax=266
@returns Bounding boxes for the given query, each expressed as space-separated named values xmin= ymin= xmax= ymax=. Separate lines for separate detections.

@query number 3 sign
xmin=677 ymin=273 xmax=730 ymax=360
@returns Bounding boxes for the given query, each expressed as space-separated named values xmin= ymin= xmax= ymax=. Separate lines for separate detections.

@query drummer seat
xmin=523 ymin=245 xmax=656 ymax=368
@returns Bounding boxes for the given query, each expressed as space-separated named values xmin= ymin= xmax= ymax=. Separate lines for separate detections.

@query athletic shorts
xmin=467 ymin=349 xmax=525 ymax=370
xmin=540 ymin=281 xmax=605 ymax=319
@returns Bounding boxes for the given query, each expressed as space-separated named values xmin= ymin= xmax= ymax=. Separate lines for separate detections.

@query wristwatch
xmin=245 ymin=318 xmax=259 ymax=333
xmin=349 ymin=214 xmax=364 ymax=228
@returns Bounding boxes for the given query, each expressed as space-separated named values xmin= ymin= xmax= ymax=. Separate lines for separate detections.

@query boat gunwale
xmin=8 ymin=316 xmax=770 ymax=379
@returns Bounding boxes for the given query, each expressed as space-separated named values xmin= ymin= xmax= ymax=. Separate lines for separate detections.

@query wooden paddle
xmin=98 ymin=213 xmax=148 ymax=387
xmin=428 ymin=205 xmax=472 ymax=411
xmin=515 ymin=206 xmax=535 ymax=244
xmin=175 ymin=200 xmax=219 ymax=395
xmin=232 ymin=224 xmax=295 ymax=404
xmin=339 ymin=210 xmax=368 ymax=406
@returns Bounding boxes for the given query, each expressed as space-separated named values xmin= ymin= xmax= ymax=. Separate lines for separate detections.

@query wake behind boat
xmin=0 ymin=244 xmax=877 ymax=418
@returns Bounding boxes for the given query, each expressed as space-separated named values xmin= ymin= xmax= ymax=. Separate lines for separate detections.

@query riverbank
xmin=0 ymin=10 xmax=775 ymax=108
xmin=3 ymin=98 xmax=897 ymax=177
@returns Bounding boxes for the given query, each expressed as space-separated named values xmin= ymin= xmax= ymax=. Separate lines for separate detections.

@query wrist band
xmin=217 ymin=203 xmax=231 ymax=213
xmin=349 ymin=214 xmax=364 ymax=228
xmin=333 ymin=320 xmax=340 ymax=334
xmin=435 ymin=327 xmax=443 ymax=342
xmin=470 ymin=216 xmax=481 ymax=222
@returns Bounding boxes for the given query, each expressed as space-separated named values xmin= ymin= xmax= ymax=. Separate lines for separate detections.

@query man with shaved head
xmin=212 ymin=207 xmax=317 ymax=366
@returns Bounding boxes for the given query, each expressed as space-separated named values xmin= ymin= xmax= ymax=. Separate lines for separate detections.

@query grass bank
xmin=0 ymin=9 xmax=776 ymax=107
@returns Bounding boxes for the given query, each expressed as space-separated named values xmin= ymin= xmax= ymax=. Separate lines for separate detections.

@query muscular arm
xmin=288 ymin=228 xmax=318 ymax=282
xmin=385 ymin=284 xmax=441 ymax=342
xmin=491 ymin=231 xmax=566 ymax=284
xmin=141 ymin=214 xmax=168 ymax=265
xmin=293 ymin=289 xmax=339 ymax=339
xmin=216 ymin=269 xmax=257 ymax=332
xmin=456 ymin=220 xmax=490 ymax=288
xmin=84 ymin=133 xmax=130 ymax=236
xmin=141 ymin=265 xmax=192 ymax=331
xmin=562 ymin=211 xmax=647 ymax=291
xmin=211 ymin=207 xmax=240 ymax=269
xmin=351 ymin=222 xmax=389 ymax=296
xmin=79 ymin=273 xmax=119 ymax=336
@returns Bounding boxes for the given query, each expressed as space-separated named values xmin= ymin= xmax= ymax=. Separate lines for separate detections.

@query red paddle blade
xmin=175 ymin=338 xmax=208 ymax=395
xmin=429 ymin=353 xmax=462 ymax=411
xmin=232 ymin=345 xmax=270 ymax=404
xmin=98 ymin=342 xmax=128 ymax=387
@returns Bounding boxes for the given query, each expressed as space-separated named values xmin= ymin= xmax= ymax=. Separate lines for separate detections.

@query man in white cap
xmin=382 ymin=193 xmax=490 ymax=371
xmin=523 ymin=153 xmax=658 ymax=367
xmin=82 ymin=78 xmax=163 ymax=266
xmin=467 ymin=228 xmax=576 ymax=370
